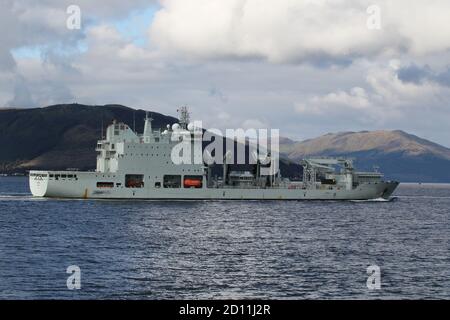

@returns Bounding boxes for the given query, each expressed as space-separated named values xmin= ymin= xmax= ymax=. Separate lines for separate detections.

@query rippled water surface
xmin=0 ymin=177 xmax=449 ymax=299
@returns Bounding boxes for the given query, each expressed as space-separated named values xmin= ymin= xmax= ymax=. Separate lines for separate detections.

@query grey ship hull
xmin=30 ymin=171 xmax=399 ymax=200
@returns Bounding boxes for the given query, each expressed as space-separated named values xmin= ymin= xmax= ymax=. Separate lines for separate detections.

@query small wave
xmin=395 ymin=195 xmax=450 ymax=200
xmin=0 ymin=192 xmax=30 ymax=195
xmin=0 ymin=194 xmax=41 ymax=201
xmin=351 ymin=197 xmax=395 ymax=203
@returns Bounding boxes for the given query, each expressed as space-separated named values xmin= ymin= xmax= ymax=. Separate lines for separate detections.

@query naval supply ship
xmin=29 ymin=108 xmax=399 ymax=200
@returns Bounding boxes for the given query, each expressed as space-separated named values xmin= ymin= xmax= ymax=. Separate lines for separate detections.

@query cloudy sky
xmin=1 ymin=0 xmax=450 ymax=146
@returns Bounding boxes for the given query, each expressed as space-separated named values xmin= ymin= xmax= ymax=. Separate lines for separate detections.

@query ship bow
xmin=381 ymin=181 xmax=400 ymax=200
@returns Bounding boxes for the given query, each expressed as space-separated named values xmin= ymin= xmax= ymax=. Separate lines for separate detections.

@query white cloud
xmin=241 ymin=118 xmax=268 ymax=129
xmin=151 ymin=0 xmax=450 ymax=63
xmin=295 ymin=61 xmax=450 ymax=127
xmin=298 ymin=87 xmax=371 ymax=115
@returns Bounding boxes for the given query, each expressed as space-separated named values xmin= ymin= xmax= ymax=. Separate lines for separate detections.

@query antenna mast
xmin=178 ymin=106 xmax=190 ymax=129
xmin=100 ymin=111 xmax=104 ymax=139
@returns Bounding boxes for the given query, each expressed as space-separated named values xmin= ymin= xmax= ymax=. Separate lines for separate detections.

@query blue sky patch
xmin=112 ymin=5 xmax=159 ymax=47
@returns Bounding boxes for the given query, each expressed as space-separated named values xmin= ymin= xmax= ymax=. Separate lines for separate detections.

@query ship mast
xmin=178 ymin=106 xmax=190 ymax=130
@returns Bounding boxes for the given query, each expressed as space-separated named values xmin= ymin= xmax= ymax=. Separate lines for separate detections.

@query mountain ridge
xmin=281 ymin=130 xmax=450 ymax=160
xmin=280 ymin=130 xmax=450 ymax=182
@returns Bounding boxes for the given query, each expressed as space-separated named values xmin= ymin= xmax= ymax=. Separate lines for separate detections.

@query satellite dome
xmin=172 ymin=123 xmax=180 ymax=131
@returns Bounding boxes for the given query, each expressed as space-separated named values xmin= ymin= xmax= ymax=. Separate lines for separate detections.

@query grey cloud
xmin=435 ymin=67 xmax=450 ymax=86
xmin=1 ymin=0 xmax=80 ymax=48
xmin=6 ymin=74 xmax=75 ymax=108
xmin=0 ymin=49 xmax=16 ymax=71
xmin=209 ymin=87 xmax=228 ymax=103
xmin=397 ymin=64 xmax=432 ymax=84
xmin=39 ymin=80 xmax=75 ymax=105
xmin=41 ymin=48 xmax=81 ymax=75
xmin=9 ymin=0 xmax=155 ymax=19
xmin=398 ymin=64 xmax=450 ymax=87
xmin=7 ymin=76 xmax=34 ymax=108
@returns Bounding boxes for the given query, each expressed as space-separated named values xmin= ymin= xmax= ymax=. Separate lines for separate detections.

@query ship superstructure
xmin=29 ymin=109 xmax=399 ymax=200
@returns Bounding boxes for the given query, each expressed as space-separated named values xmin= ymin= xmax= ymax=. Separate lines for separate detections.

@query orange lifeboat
xmin=184 ymin=178 xmax=202 ymax=188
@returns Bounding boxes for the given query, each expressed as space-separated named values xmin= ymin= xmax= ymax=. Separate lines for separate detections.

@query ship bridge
xmin=94 ymin=111 xmax=205 ymax=191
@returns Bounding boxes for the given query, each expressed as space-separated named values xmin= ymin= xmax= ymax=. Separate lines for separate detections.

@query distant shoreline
xmin=0 ymin=173 xmax=27 ymax=177
xmin=399 ymin=182 xmax=450 ymax=186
